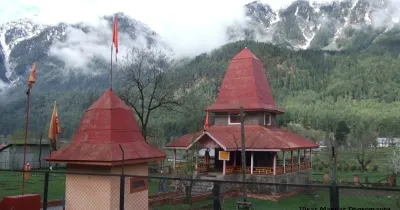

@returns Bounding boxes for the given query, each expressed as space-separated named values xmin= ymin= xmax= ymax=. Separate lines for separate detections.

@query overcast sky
xmin=0 ymin=0 xmax=335 ymax=59
xmin=0 ymin=0 xmax=302 ymax=25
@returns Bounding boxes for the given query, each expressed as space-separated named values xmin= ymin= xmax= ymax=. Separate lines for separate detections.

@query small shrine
xmin=165 ymin=48 xmax=319 ymax=195
xmin=46 ymin=89 xmax=166 ymax=210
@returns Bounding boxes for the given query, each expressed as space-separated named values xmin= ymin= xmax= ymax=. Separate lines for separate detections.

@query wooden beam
xmin=283 ymin=151 xmax=286 ymax=174
xmin=273 ymin=152 xmax=276 ymax=175
xmin=250 ymin=152 xmax=254 ymax=175
xmin=173 ymin=149 xmax=176 ymax=169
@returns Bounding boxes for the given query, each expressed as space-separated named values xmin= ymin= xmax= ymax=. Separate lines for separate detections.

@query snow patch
xmin=0 ymin=18 xmax=46 ymax=83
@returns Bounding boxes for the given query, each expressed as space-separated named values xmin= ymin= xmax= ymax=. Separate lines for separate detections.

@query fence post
xmin=43 ymin=172 xmax=49 ymax=210
xmin=119 ymin=175 xmax=125 ymax=210
xmin=212 ymin=182 xmax=221 ymax=210
xmin=329 ymin=185 xmax=339 ymax=209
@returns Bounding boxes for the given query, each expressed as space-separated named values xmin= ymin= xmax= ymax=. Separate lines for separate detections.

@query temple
xmin=165 ymin=48 xmax=319 ymax=195
xmin=46 ymin=89 xmax=165 ymax=210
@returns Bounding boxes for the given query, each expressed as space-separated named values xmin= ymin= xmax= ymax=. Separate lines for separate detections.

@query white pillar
xmin=283 ymin=151 xmax=286 ymax=174
xmin=173 ymin=149 xmax=176 ymax=169
xmin=223 ymin=160 xmax=226 ymax=175
xmin=250 ymin=152 xmax=254 ymax=174
xmin=298 ymin=150 xmax=300 ymax=169
xmin=291 ymin=151 xmax=293 ymax=171
xmin=273 ymin=152 xmax=276 ymax=175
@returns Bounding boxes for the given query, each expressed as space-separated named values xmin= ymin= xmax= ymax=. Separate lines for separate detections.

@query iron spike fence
xmin=0 ymin=169 xmax=399 ymax=210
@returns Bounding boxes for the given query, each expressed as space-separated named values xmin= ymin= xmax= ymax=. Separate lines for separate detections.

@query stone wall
xmin=220 ymin=169 xmax=312 ymax=196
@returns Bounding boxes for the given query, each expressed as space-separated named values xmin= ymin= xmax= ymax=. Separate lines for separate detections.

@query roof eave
xmin=205 ymin=107 xmax=285 ymax=114
xmin=45 ymin=156 xmax=166 ymax=166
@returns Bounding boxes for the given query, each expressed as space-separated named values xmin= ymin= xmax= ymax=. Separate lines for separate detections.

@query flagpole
xmin=110 ymin=44 xmax=113 ymax=91
xmin=21 ymin=87 xmax=31 ymax=195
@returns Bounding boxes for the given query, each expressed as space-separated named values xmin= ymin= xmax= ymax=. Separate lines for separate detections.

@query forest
xmin=1 ymin=40 xmax=400 ymax=147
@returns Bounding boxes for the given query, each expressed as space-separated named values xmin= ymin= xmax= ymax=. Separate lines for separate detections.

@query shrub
xmin=350 ymin=165 xmax=357 ymax=171
xmin=372 ymin=165 xmax=378 ymax=172
xmin=344 ymin=164 xmax=350 ymax=171
xmin=318 ymin=165 xmax=324 ymax=171
xmin=337 ymin=164 xmax=342 ymax=171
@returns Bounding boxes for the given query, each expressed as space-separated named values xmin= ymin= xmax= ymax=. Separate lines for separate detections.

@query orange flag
xmin=28 ymin=62 xmax=36 ymax=89
xmin=112 ymin=15 xmax=118 ymax=54
xmin=203 ymin=111 xmax=209 ymax=130
xmin=48 ymin=102 xmax=61 ymax=150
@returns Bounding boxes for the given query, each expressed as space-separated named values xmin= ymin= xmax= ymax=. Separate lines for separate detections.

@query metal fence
xmin=0 ymin=170 xmax=399 ymax=210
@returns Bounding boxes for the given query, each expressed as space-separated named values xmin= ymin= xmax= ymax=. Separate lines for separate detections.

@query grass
xmin=152 ymin=189 xmax=400 ymax=210
xmin=0 ymin=170 xmax=172 ymax=201
xmin=1 ymin=147 xmax=398 ymax=209
xmin=311 ymin=147 xmax=396 ymax=183
xmin=0 ymin=170 xmax=65 ymax=200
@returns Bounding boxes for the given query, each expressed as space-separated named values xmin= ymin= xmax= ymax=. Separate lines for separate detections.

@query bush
xmin=318 ymin=165 xmax=324 ymax=171
xmin=337 ymin=164 xmax=342 ymax=171
xmin=344 ymin=164 xmax=350 ymax=171
xmin=350 ymin=165 xmax=357 ymax=171
xmin=372 ymin=165 xmax=378 ymax=172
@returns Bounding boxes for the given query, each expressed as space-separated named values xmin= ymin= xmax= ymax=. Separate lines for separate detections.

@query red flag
xmin=112 ymin=15 xmax=118 ymax=53
xmin=28 ymin=62 xmax=36 ymax=89
xmin=203 ymin=111 xmax=209 ymax=130
xmin=48 ymin=102 xmax=61 ymax=151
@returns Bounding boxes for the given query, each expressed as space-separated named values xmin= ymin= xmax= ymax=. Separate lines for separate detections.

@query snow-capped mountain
xmin=0 ymin=13 xmax=159 ymax=92
xmin=228 ymin=0 xmax=400 ymax=50
xmin=0 ymin=18 xmax=46 ymax=84
xmin=2 ymin=0 xmax=400 ymax=94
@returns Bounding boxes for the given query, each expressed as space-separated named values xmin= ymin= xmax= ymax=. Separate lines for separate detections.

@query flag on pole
xmin=26 ymin=62 xmax=36 ymax=93
xmin=204 ymin=111 xmax=209 ymax=130
xmin=112 ymin=15 xmax=118 ymax=54
xmin=48 ymin=102 xmax=61 ymax=151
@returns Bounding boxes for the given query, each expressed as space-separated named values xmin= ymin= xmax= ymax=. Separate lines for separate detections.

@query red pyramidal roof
xmin=46 ymin=89 xmax=165 ymax=165
xmin=207 ymin=48 xmax=284 ymax=114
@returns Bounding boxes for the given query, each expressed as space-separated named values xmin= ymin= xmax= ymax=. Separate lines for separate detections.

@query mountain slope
xmin=0 ymin=13 xmax=160 ymax=94
xmin=228 ymin=0 xmax=400 ymax=51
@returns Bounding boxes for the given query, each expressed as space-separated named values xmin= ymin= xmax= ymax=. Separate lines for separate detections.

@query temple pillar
xmin=298 ymin=150 xmax=300 ymax=169
xmin=250 ymin=152 xmax=254 ymax=174
xmin=290 ymin=151 xmax=293 ymax=171
xmin=173 ymin=149 xmax=176 ymax=169
xmin=223 ymin=160 xmax=226 ymax=175
xmin=234 ymin=151 xmax=237 ymax=166
xmin=273 ymin=152 xmax=276 ymax=175
xmin=283 ymin=151 xmax=286 ymax=173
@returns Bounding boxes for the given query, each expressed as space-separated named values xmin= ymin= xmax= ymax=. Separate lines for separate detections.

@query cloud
xmin=0 ymin=0 xmax=255 ymax=58
xmin=49 ymin=20 xmax=149 ymax=73
xmin=6 ymin=0 xmax=400 ymax=62
xmin=0 ymin=0 xmax=358 ymax=58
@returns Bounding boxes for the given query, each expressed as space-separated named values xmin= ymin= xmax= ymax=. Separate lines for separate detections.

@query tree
xmin=117 ymin=46 xmax=184 ymax=141
xmin=390 ymin=150 xmax=400 ymax=175
xmin=334 ymin=121 xmax=350 ymax=146
xmin=351 ymin=123 xmax=377 ymax=172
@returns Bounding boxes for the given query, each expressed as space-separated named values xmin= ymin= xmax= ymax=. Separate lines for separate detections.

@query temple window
xmin=228 ymin=113 xmax=241 ymax=124
xmin=264 ymin=113 xmax=271 ymax=126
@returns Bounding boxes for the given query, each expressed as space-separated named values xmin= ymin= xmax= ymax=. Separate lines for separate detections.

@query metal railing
xmin=0 ymin=169 xmax=399 ymax=210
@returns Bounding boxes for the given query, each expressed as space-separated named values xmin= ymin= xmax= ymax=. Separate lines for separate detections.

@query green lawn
xmin=0 ymin=170 xmax=65 ymax=200
xmin=153 ymin=190 xmax=400 ymax=210
xmin=0 ymin=170 xmax=172 ymax=201
xmin=311 ymin=147 xmax=396 ymax=184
